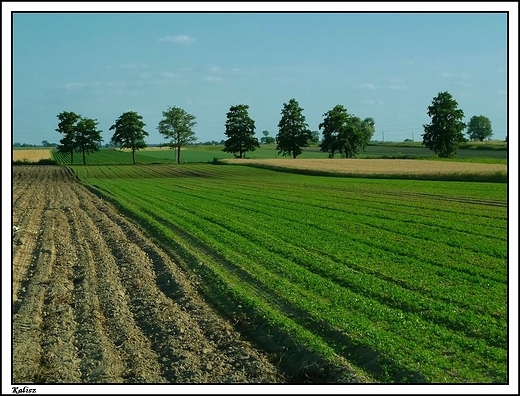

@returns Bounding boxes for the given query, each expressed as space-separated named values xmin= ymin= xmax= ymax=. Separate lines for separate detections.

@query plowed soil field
xmin=12 ymin=166 xmax=284 ymax=384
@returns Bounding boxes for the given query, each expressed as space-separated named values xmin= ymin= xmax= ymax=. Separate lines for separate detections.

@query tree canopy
xmin=466 ymin=115 xmax=493 ymax=141
xmin=110 ymin=111 xmax=149 ymax=164
xmin=75 ymin=117 xmax=103 ymax=165
xmin=319 ymin=105 xmax=375 ymax=158
xmin=157 ymin=106 xmax=197 ymax=164
xmin=56 ymin=111 xmax=81 ymax=165
xmin=276 ymin=98 xmax=312 ymax=159
xmin=222 ymin=104 xmax=259 ymax=158
xmin=56 ymin=111 xmax=102 ymax=165
xmin=422 ymin=91 xmax=466 ymax=158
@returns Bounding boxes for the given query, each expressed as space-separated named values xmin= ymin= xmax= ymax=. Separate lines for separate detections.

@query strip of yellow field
xmin=13 ymin=149 xmax=53 ymax=162
xmin=221 ymin=158 xmax=507 ymax=176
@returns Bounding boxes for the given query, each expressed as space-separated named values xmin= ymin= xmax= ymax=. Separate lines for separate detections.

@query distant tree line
xmin=51 ymin=92 xmax=499 ymax=164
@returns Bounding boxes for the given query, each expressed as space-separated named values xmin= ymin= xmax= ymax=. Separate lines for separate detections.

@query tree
xmin=319 ymin=105 xmax=375 ymax=158
xmin=75 ymin=117 xmax=103 ymax=165
xmin=422 ymin=91 xmax=466 ymax=158
xmin=276 ymin=98 xmax=312 ymax=159
xmin=223 ymin=104 xmax=259 ymax=158
xmin=310 ymin=130 xmax=320 ymax=144
xmin=260 ymin=130 xmax=275 ymax=144
xmin=110 ymin=111 xmax=149 ymax=164
xmin=466 ymin=115 xmax=493 ymax=141
xmin=157 ymin=106 xmax=197 ymax=164
xmin=56 ymin=111 xmax=81 ymax=165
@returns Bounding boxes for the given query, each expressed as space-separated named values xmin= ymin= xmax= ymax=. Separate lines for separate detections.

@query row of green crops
xmin=52 ymin=144 xmax=507 ymax=165
xmin=72 ymin=163 xmax=508 ymax=383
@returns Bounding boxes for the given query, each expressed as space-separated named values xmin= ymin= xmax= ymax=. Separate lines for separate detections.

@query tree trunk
xmin=82 ymin=150 xmax=86 ymax=165
xmin=70 ymin=151 xmax=73 ymax=165
xmin=132 ymin=149 xmax=136 ymax=164
xmin=177 ymin=147 xmax=181 ymax=164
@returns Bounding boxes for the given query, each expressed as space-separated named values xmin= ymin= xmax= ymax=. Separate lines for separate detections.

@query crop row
xmin=102 ymin=182 xmax=506 ymax=382
xmin=73 ymin=164 xmax=508 ymax=383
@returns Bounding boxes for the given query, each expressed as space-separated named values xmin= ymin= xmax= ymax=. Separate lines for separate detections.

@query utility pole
xmin=382 ymin=131 xmax=385 ymax=142
xmin=412 ymin=132 xmax=414 ymax=142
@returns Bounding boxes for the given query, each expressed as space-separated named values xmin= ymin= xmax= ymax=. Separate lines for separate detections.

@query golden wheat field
xmin=13 ymin=149 xmax=53 ymax=162
xmin=221 ymin=158 xmax=507 ymax=176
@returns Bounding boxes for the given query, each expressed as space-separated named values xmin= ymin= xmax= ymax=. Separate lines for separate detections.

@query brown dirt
xmin=11 ymin=165 xmax=285 ymax=384
xmin=221 ymin=158 xmax=507 ymax=176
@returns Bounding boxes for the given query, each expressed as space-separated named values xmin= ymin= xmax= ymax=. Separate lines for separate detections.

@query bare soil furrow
xmin=12 ymin=202 xmax=56 ymax=382
xmin=12 ymin=187 xmax=48 ymax=303
xmin=12 ymin=166 xmax=284 ymax=384
xmin=39 ymin=199 xmax=83 ymax=383
xmin=69 ymin=188 xmax=168 ymax=383
xmin=65 ymin=193 xmax=127 ymax=383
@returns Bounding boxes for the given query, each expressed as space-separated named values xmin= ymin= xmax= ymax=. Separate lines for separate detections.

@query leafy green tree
xmin=75 ymin=117 xmax=103 ymax=165
xmin=157 ymin=106 xmax=197 ymax=164
xmin=422 ymin=91 xmax=466 ymax=158
xmin=276 ymin=98 xmax=312 ymax=159
xmin=223 ymin=104 xmax=259 ymax=158
xmin=260 ymin=130 xmax=275 ymax=144
xmin=110 ymin=111 xmax=149 ymax=164
xmin=319 ymin=105 xmax=375 ymax=158
xmin=56 ymin=111 xmax=81 ymax=165
xmin=466 ymin=115 xmax=493 ymax=141
xmin=310 ymin=130 xmax=320 ymax=144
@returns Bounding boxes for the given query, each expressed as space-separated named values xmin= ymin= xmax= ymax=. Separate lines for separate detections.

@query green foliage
xmin=56 ymin=111 xmax=81 ymax=165
xmin=310 ymin=130 xmax=320 ymax=144
xmin=319 ymin=105 xmax=375 ymax=158
xmin=466 ymin=115 xmax=493 ymax=142
xmin=223 ymin=104 xmax=259 ymax=158
xmin=260 ymin=130 xmax=276 ymax=144
xmin=75 ymin=117 xmax=103 ymax=165
xmin=422 ymin=92 xmax=466 ymax=158
xmin=110 ymin=111 xmax=149 ymax=164
xmin=74 ymin=164 xmax=507 ymax=383
xmin=55 ymin=111 xmax=103 ymax=165
xmin=157 ymin=106 xmax=198 ymax=164
xmin=276 ymin=98 xmax=312 ymax=158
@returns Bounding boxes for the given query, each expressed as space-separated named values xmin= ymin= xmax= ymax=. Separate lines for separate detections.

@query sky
xmin=6 ymin=3 xmax=516 ymax=147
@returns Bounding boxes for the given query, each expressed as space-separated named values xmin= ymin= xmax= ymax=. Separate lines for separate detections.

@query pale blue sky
xmin=10 ymin=8 xmax=511 ymax=145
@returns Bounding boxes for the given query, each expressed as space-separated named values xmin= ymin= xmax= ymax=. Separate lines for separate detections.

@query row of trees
xmin=56 ymin=107 xmax=197 ymax=165
xmin=221 ymin=100 xmax=376 ymax=159
xmin=55 ymin=92 xmax=496 ymax=164
xmin=56 ymin=99 xmax=376 ymax=164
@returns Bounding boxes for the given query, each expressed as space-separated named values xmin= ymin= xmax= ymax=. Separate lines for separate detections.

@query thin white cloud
xmin=389 ymin=77 xmax=407 ymax=84
xmin=157 ymin=35 xmax=196 ymax=44
xmin=161 ymin=71 xmax=179 ymax=79
xmin=441 ymin=72 xmax=456 ymax=78
xmin=361 ymin=100 xmax=386 ymax=106
xmin=64 ymin=82 xmax=88 ymax=90
xmin=497 ymin=89 xmax=507 ymax=95
xmin=389 ymin=84 xmax=409 ymax=90
xmin=358 ymin=83 xmax=378 ymax=90
xmin=205 ymin=76 xmax=223 ymax=82
xmin=120 ymin=63 xmax=149 ymax=70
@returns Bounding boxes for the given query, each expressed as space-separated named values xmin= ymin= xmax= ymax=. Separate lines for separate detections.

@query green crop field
xmin=72 ymin=163 xmax=508 ymax=383
xmin=51 ymin=142 xmax=507 ymax=166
